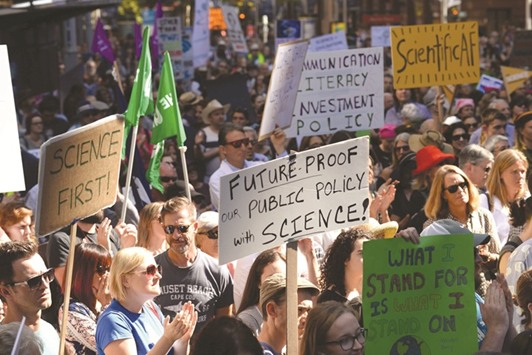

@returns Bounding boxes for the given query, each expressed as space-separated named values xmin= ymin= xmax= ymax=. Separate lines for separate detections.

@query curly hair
xmin=517 ymin=269 xmax=532 ymax=328
xmin=319 ymin=229 xmax=370 ymax=296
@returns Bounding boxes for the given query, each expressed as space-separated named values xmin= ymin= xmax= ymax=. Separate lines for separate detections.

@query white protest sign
xmin=192 ymin=0 xmax=210 ymax=68
xmin=157 ymin=17 xmax=184 ymax=80
xmin=36 ymin=115 xmax=124 ymax=236
xmin=222 ymin=5 xmax=248 ymax=54
xmin=259 ymin=40 xmax=309 ymax=140
xmin=371 ymin=26 xmax=391 ymax=47
xmin=218 ymin=136 xmax=370 ymax=264
xmin=476 ymin=74 xmax=504 ymax=94
xmin=308 ymin=31 xmax=348 ymax=52
xmin=285 ymin=47 xmax=384 ymax=138
xmin=0 ymin=45 xmax=25 ymax=193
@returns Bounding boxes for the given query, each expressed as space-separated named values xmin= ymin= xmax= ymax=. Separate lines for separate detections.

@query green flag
xmin=151 ymin=51 xmax=186 ymax=146
xmin=125 ymin=26 xmax=154 ymax=127
xmin=146 ymin=141 xmax=165 ymax=193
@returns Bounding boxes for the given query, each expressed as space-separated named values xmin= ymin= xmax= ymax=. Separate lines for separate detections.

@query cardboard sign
xmin=0 ymin=45 xmax=25 ymax=193
xmin=218 ymin=137 xmax=369 ymax=264
xmin=285 ymin=47 xmax=384 ymax=137
xmin=476 ymin=74 xmax=504 ymax=94
xmin=192 ymin=0 xmax=210 ymax=68
xmin=36 ymin=115 xmax=124 ymax=236
xmin=259 ymin=40 xmax=309 ymax=140
xmin=371 ymin=26 xmax=391 ymax=47
xmin=157 ymin=17 xmax=184 ymax=80
xmin=363 ymin=235 xmax=477 ymax=354
xmin=222 ymin=5 xmax=248 ymax=54
xmin=391 ymin=22 xmax=479 ymax=89
xmin=501 ymin=66 xmax=532 ymax=95
xmin=308 ymin=31 xmax=348 ymax=52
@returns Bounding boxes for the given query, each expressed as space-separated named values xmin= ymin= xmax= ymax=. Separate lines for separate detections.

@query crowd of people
xmin=1 ymin=20 xmax=532 ymax=354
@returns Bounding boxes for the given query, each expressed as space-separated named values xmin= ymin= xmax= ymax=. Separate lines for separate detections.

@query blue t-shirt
xmin=96 ymin=299 xmax=172 ymax=355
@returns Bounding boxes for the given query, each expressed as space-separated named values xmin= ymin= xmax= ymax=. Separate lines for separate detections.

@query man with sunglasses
xmin=209 ymin=123 xmax=287 ymax=211
xmin=154 ymin=197 xmax=233 ymax=338
xmin=0 ymin=241 xmax=60 ymax=354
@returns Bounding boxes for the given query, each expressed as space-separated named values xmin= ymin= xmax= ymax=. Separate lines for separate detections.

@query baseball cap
xmin=420 ymin=219 xmax=490 ymax=246
xmin=259 ymin=273 xmax=319 ymax=313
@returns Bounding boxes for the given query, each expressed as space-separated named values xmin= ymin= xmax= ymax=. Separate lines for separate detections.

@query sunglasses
xmin=445 ymin=181 xmax=468 ymax=193
xmin=394 ymin=145 xmax=410 ymax=152
xmin=143 ymin=264 xmax=162 ymax=276
xmin=226 ymin=138 xmax=251 ymax=148
xmin=452 ymin=134 xmax=469 ymax=141
xmin=96 ymin=263 xmax=111 ymax=276
xmin=200 ymin=228 xmax=218 ymax=240
xmin=160 ymin=176 xmax=178 ymax=183
xmin=9 ymin=268 xmax=55 ymax=289
xmin=163 ymin=224 xmax=191 ymax=235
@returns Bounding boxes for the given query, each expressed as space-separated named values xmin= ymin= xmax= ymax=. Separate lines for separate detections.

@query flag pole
xmin=121 ymin=124 xmax=139 ymax=222
xmin=178 ymin=146 xmax=191 ymax=201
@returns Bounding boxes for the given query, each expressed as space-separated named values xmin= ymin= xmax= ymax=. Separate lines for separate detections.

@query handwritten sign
xmin=285 ymin=47 xmax=384 ymax=138
xmin=501 ymin=66 xmax=532 ymax=95
xmin=0 ymin=45 xmax=25 ymax=193
xmin=192 ymin=0 xmax=210 ymax=68
xmin=218 ymin=137 xmax=369 ymax=264
xmin=391 ymin=22 xmax=479 ymax=89
xmin=157 ymin=17 xmax=184 ymax=80
xmin=36 ymin=115 xmax=124 ymax=236
xmin=222 ymin=5 xmax=248 ymax=54
xmin=363 ymin=235 xmax=477 ymax=354
xmin=308 ymin=31 xmax=348 ymax=52
xmin=259 ymin=40 xmax=309 ymax=140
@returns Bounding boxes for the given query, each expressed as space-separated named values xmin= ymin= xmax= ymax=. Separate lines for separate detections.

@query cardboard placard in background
xmin=308 ymin=31 xmax=348 ymax=52
xmin=391 ymin=22 xmax=479 ymax=89
xmin=476 ymin=74 xmax=504 ymax=94
xmin=218 ymin=137 xmax=369 ymax=264
xmin=285 ymin=47 xmax=384 ymax=137
xmin=501 ymin=66 xmax=532 ymax=95
xmin=222 ymin=5 xmax=248 ymax=54
xmin=0 ymin=45 xmax=25 ymax=193
xmin=36 ymin=115 xmax=124 ymax=236
xmin=363 ymin=235 xmax=477 ymax=354
xmin=259 ymin=40 xmax=309 ymax=140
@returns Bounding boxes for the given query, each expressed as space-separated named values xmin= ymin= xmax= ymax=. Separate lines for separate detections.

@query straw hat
xmin=179 ymin=91 xmax=203 ymax=107
xmin=201 ymin=99 xmax=230 ymax=124
xmin=408 ymin=130 xmax=454 ymax=154
xmin=354 ymin=218 xmax=399 ymax=239
xmin=259 ymin=273 xmax=319 ymax=312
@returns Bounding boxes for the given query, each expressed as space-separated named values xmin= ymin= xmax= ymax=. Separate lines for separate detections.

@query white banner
xmin=308 ymin=31 xmax=348 ymax=52
xmin=222 ymin=5 xmax=248 ymax=54
xmin=285 ymin=47 xmax=384 ymax=137
xmin=259 ymin=40 xmax=309 ymax=140
xmin=157 ymin=17 xmax=184 ymax=79
xmin=0 ymin=45 xmax=25 ymax=193
xmin=192 ymin=0 xmax=210 ymax=68
xmin=218 ymin=137 xmax=370 ymax=264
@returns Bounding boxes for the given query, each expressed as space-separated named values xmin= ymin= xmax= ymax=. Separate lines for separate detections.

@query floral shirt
xmin=59 ymin=299 xmax=98 ymax=355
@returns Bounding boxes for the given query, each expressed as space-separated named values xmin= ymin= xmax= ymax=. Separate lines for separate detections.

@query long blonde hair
xmin=486 ymin=149 xmax=528 ymax=208
xmin=137 ymin=202 xmax=164 ymax=248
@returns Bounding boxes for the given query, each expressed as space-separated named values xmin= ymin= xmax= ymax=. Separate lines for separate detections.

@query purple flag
xmin=150 ymin=1 xmax=163 ymax=70
xmin=91 ymin=18 xmax=116 ymax=63
xmin=134 ymin=22 xmax=142 ymax=60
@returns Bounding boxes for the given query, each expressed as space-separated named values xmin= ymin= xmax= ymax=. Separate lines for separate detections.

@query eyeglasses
xmin=226 ymin=138 xmax=251 ymax=148
xmin=8 ymin=268 xmax=55 ymax=289
xmin=394 ymin=145 xmax=410 ymax=153
xmin=163 ymin=224 xmax=191 ymax=235
xmin=160 ymin=176 xmax=178 ymax=183
xmin=445 ymin=181 xmax=468 ymax=193
xmin=200 ymin=228 xmax=218 ymax=240
xmin=326 ymin=328 xmax=367 ymax=350
xmin=96 ymin=263 xmax=111 ymax=276
xmin=452 ymin=134 xmax=469 ymax=141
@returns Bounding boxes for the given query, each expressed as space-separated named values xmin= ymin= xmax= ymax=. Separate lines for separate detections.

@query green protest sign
xmin=362 ymin=235 xmax=477 ymax=354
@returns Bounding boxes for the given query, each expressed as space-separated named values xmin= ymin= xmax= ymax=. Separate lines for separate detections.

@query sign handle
xmin=436 ymin=86 xmax=444 ymax=132
xmin=178 ymin=146 xmax=191 ymax=201
xmin=121 ymin=124 xmax=139 ymax=222
xmin=286 ymin=240 xmax=298 ymax=355
xmin=59 ymin=222 xmax=77 ymax=355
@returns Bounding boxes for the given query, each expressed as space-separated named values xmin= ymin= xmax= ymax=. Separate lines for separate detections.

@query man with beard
xmin=47 ymin=209 xmax=137 ymax=289
xmin=0 ymin=241 xmax=59 ymax=353
xmin=154 ymin=197 xmax=233 ymax=338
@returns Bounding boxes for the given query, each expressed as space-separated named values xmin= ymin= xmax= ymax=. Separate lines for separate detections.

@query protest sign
xmin=476 ymin=74 xmax=504 ymax=94
xmin=371 ymin=26 xmax=391 ymax=47
xmin=35 ymin=115 xmax=124 ymax=236
xmin=275 ymin=19 xmax=302 ymax=49
xmin=391 ymin=22 xmax=479 ymax=89
xmin=222 ymin=5 xmax=248 ymax=54
xmin=157 ymin=17 xmax=184 ymax=80
xmin=259 ymin=40 xmax=308 ymax=140
xmin=510 ymin=30 xmax=532 ymax=69
xmin=0 ymin=45 xmax=25 ymax=193
xmin=218 ymin=136 xmax=369 ymax=264
xmin=308 ymin=31 xmax=348 ymax=52
xmin=192 ymin=0 xmax=210 ymax=68
xmin=285 ymin=47 xmax=384 ymax=137
xmin=363 ymin=235 xmax=477 ymax=354
xmin=501 ymin=66 xmax=532 ymax=95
